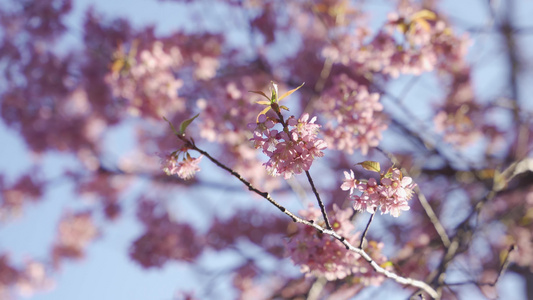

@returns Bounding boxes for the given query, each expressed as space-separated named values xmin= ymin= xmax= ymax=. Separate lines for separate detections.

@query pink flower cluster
xmin=285 ymin=205 xmax=386 ymax=283
xmin=318 ymin=74 xmax=387 ymax=155
xmin=321 ymin=4 xmax=470 ymax=78
xmin=342 ymin=168 xmax=416 ymax=217
xmin=249 ymin=113 xmax=327 ymax=179
xmin=130 ymin=199 xmax=203 ymax=268
xmin=0 ymin=255 xmax=54 ymax=299
xmin=160 ymin=152 xmax=203 ymax=180
xmin=104 ymin=41 xmax=185 ymax=119
xmin=51 ymin=211 xmax=98 ymax=267
xmin=0 ymin=174 xmax=42 ymax=221
xmin=432 ymin=66 xmax=483 ymax=148
xmin=196 ymin=81 xmax=283 ymax=191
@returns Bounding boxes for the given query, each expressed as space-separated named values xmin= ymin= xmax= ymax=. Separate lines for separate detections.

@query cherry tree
xmin=1 ymin=0 xmax=532 ymax=299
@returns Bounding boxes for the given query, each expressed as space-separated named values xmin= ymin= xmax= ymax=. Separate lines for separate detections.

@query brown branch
xmin=305 ymin=170 xmax=332 ymax=230
xmin=445 ymin=244 xmax=515 ymax=287
xmin=360 ymin=212 xmax=375 ymax=249
xmin=181 ymin=138 xmax=438 ymax=299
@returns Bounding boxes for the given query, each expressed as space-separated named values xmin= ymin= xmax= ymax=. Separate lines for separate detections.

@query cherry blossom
xmin=318 ymin=74 xmax=387 ymax=155
xmin=286 ymin=205 xmax=387 ymax=283
xmin=0 ymin=0 xmax=530 ymax=299
xmin=161 ymin=152 xmax=203 ymax=180
xmin=343 ymin=167 xmax=416 ymax=217
xmin=249 ymin=112 xmax=327 ymax=179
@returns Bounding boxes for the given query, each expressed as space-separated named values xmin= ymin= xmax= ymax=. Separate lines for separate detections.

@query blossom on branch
xmin=160 ymin=152 xmax=203 ymax=180
xmin=249 ymin=113 xmax=327 ymax=179
xmin=341 ymin=165 xmax=416 ymax=217
xmin=318 ymin=74 xmax=387 ymax=155
xmin=285 ymin=205 xmax=387 ymax=283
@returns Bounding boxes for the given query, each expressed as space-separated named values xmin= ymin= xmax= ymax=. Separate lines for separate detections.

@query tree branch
xmin=305 ymin=170 xmax=332 ymax=230
xmin=184 ymin=139 xmax=439 ymax=299
xmin=360 ymin=212 xmax=375 ymax=249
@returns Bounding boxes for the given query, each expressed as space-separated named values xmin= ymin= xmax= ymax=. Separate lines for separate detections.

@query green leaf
xmin=179 ymin=113 xmax=200 ymax=135
xmin=380 ymin=261 xmax=394 ymax=268
xmin=410 ymin=9 xmax=437 ymax=22
xmin=255 ymin=100 xmax=271 ymax=105
xmin=279 ymin=105 xmax=290 ymax=111
xmin=357 ymin=161 xmax=381 ymax=173
xmin=249 ymin=90 xmax=270 ymax=100
xmin=270 ymin=82 xmax=279 ymax=102
xmin=278 ymin=82 xmax=305 ymax=102
xmin=163 ymin=116 xmax=179 ymax=136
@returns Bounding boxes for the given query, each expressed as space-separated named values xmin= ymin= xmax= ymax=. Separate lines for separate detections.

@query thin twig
xmin=445 ymin=244 xmax=515 ymax=287
xmin=305 ymin=170 xmax=332 ymax=230
xmin=376 ymin=147 xmax=451 ymax=248
xmin=425 ymin=185 xmax=503 ymax=297
xmin=307 ymin=277 xmax=327 ymax=300
xmin=360 ymin=212 xmax=375 ymax=249
xmin=414 ymin=187 xmax=451 ymax=247
xmin=181 ymin=138 xmax=439 ymax=299
xmin=188 ymin=142 xmax=296 ymax=221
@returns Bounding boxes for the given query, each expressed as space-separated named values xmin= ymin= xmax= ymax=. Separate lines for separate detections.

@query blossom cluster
xmin=195 ymin=81 xmax=283 ymax=191
xmin=432 ymin=67 xmax=483 ymax=148
xmin=130 ymin=199 xmax=203 ymax=268
xmin=160 ymin=151 xmax=203 ymax=180
xmin=104 ymin=41 xmax=186 ymax=119
xmin=321 ymin=5 xmax=468 ymax=78
xmin=51 ymin=212 xmax=98 ymax=267
xmin=342 ymin=168 xmax=416 ymax=217
xmin=318 ymin=74 xmax=387 ymax=155
xmin=0 ymin=255 xmax=54 ymax=299
xmin=249 ymin=113 xmax=327 ymax=179
xmin=285 ymin=205 xmax=387 ymax=283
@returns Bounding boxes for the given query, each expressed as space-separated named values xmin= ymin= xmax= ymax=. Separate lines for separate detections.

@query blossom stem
xmin=360 ymin=212 xmax=375 ymax=249
xmin=305 ymin=170 xmax=332 ymax=230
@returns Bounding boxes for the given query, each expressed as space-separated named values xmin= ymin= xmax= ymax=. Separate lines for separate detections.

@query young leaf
xmin=270 ymin=82 xmax=279 ymax=102
xmin=358 ymin=161 xmax=381 ymax=173
xmin=249 ymin=90 xmax=270 ymax=100
xmin=410 ymin=9 xmax=437 ymax=22
xmin=163 ymin=116 xmax=179 ymax=136
xmin=179 ymin=113 xmax=200 ymax=135
xmin=380 ymin=261 xmax=394 ymax=268
xmin=255 ymin=100 xmax=271 ymax=105
xmin=410 ymin=9 xmax=437 ymax=33
xmin=278 ymin=82 xmax=305 ymax=102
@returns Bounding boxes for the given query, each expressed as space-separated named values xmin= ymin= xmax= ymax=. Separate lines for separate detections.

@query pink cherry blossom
xmin=250 ymin=112 xmax=327 ymax=179
xmin=161 ymin=153 xmax=203 ymax=180
xmin=285 ymin=205 xmax=386 ymax=283
xmin=340 ymin=170 xmax=357 ymax=194
xmin=318 ymin=74 xmax=387 ymax=155
xmin=344 ymin=168 xmax=416 ymax=217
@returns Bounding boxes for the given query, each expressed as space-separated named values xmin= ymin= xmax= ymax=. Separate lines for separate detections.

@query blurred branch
xmin=307 ymin=277 xmax=327 ymax=300
xmin=423 ymin=156 xmax=526 ymax=297
xmin=445 ymin=244 xmax=515 ymax=287
xmin=376 ymin=146 xmax=451 ymax=249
